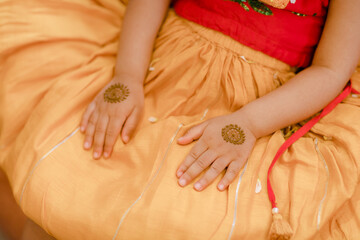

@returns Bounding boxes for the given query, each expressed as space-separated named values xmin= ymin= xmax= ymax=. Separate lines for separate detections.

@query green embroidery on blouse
xmin=291 ymin=11 xmax=318 ymax=17
xmin=229 ymin=0 xmax=273 ymax=16
xmin=248 ymin=0 xmax=273 ymax=15
xmin=291 ymin=11 xmax=306 ymax=17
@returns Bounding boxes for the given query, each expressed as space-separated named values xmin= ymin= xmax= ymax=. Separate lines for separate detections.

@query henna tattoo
xmin=104 ymin=83 xmax=130 ymax=103
xmin=221 ymin=124 xmax=246 ymax=145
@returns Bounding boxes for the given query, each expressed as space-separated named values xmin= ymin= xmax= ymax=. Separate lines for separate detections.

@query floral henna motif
xmin=221 ymin=124 xmax=246 ymax=145
xmin=104 ymin=83 xmax=130 ymax=103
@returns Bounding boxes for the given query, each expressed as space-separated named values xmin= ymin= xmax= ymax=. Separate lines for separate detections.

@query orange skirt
xmin=1 ymin=0 xmax=360 ymax=239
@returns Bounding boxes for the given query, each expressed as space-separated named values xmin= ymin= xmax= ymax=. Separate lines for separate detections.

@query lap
xmin=1 ymin=0 xmax=360 ymax=239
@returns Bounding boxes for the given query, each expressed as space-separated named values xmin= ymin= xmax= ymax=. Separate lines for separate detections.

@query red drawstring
xmin=267 ymin=81 xmax=359 ymax=209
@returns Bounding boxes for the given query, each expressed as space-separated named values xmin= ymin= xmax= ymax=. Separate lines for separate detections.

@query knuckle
xmin=105 ymin=129 xmax=117 ymax=138
xmin=93 ymin=134 xmax=104 ymax=144
xmin=103 ymin=145 xmax=113 ymax=153
xmin=95 ymin=129 xmax=105 ymax=135
xmin=206 ymin=149 xmax=217 ymax=159
xmin=104 ymin=137 xmax=115 ymax=147
xmin=80 ymin=120 xmax=87 ymax=128
xmin=82 ymin=111 xmax=91 ymax=119
xmin=93 ymin=141 xmax=103 ymax=149
xmin=178 ymin=165 xmax=186 ymax=173
xmin=227 ymin=168 xmax=239 ymax=178
xmin=81 ymin=113 xmax=89 ymax=122
xmin=187 ymin=128 xmax=195 ymax=135
xmin=95 ymin=125 xmax=106 ymax=134
xmin=202 ymin=172 xmax=214 ymax=183
xmin=231 ymin=161 xmax=241 ymax=170
xmin=185 ymin=128 xmax=197 ymax=138
xmin=182 ymin=172 xmax=191 ymax=180
xmin=104 ymin=141 xmax=114 ymax=149
xmin=181 ymin=159 xmax=191 ymax=169
xmin=85 ymin=131 xmax=94 ymax=138
xmin=200 ymin=178 xmax=209 ymax=186
xmin=196 ymin=158 xmax=209 ymax=169
xmin=190 ymin=151 xmax=199 ymax=159
xmin=89 ymin=118 xmax=97 ymax=125
xmin=210 ymin=162 xmax=223 ymax=174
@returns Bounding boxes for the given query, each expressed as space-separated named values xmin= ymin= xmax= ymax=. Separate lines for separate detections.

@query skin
xmin=177 ymin=0 xmax=360 ymax=191
xmin=80 ymin=0 xmax=171 ymax=159
xmin=81 ymin=0 xmax=360 ymax=191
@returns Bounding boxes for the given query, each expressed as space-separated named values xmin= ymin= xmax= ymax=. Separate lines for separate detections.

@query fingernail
xmin=84 ymin=142 xmax=90 ymax=149
xmin=93 ymin=152 xmax=99 ymax=159
xmin=178 ymin=137 xmax=184 ymax=142
xmin=80 ymin=126 xmax=85 ymax=132
xmin=123 ymin=135 xmax=129 ymax=143
xmin=179 ymin=178 xmax=186 ymax=187
xmin=218 ymin=184 xmax=224 ymax=191
xmin=176 ymin=170 xmax=183 ymax=178
xmin=194 ymin=182 xmax=202 ymax=191
xmin=103 ymin=152 xmax=109 ymax=158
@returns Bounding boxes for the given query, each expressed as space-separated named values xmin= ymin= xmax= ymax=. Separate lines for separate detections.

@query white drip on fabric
xmin=148 ymin=58 xmax=160 ymax=72
xmin=19 ymin=127 xmax=80 ymax=204
xmin=240 ymin=56 xmax=254 ymax=64
xmin=314 ymin=138 xmax=329 ymax=230
xmin=201 ymin=108 xmax=209 ymax=121
xmin=227 ymin=162 xmax=248 ymax=240
xmin=112 ymin=123 xmax=183 ymax=240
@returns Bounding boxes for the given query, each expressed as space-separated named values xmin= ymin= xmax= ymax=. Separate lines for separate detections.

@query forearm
xmin=236 ymin=0 xmax=360 ymax=139
xmin=115 ymin=0 xmax=171 ymax=82
xmin=237 ymin=66 xmax=350 ymax=138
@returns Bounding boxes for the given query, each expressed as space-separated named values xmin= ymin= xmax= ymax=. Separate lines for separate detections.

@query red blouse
xmin=174 ymin=0 xmax=329 ymax=67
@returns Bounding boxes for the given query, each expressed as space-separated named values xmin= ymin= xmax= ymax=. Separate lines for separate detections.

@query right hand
xmin=80 ymin=74 xmax=144 ymax=159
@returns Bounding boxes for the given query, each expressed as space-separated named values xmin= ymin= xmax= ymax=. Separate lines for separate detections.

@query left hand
xmin=176 ymin=113 xmax=256 ymax=191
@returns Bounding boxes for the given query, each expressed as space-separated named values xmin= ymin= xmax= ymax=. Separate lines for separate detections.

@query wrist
xmin=233 ymin=105 xmax=264 ymax=139
xmin=114 ymin=53 xmax=150 ymax=83
xmin=113 ymin=70 xmax=145 ymax=86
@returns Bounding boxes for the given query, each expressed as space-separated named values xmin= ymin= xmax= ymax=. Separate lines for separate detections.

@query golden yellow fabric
xmin=1 ymin=1 xmax=360 ymax=239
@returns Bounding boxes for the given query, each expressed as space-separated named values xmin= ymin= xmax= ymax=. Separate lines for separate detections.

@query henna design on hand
xmin=221 ymin=124 xmax=246 ymax=145
xmin=104 ymin=83 xmax=130 ymax=103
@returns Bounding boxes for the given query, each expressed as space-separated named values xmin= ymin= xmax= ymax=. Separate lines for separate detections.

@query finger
xmin=92 ymin=114 xmax=110 ymax=159
xmin=177 ymin=121 xmax=208 ymax=145
xmin=218 ymin=161 xmax=243 ymax=191
xmin=178 ymin=149 xmax=217 ymax=187
xmin=84 ymin=111 xmax=99 ymax=150
xmin=176 ymin=140 xmax=208 ymax=178
xmin=121 ymin=108 xmax=141 ymax=143
xmin=80 ymin=102 xmax=96 ymax=133
xmin=194 ymin=157 xmax=230 ymax=191
xmin=103 ymin=115 xmax=125 ymax=158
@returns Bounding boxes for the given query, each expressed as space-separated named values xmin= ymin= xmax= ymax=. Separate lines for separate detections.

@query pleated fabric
xmin=1 ymin=1 xmax=360 ymax=239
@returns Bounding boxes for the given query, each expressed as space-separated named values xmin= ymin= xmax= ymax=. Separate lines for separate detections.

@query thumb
xmin=177 ymin=121 xmax=208 ymax=145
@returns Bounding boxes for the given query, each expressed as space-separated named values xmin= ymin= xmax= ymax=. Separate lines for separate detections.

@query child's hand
xmin=80 ymin=74 xmax=144 ymax=159
xmin=176 ymin=114 xmax=256 ymax=191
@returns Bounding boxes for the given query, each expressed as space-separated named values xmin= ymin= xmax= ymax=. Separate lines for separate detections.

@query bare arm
xmin=176 ymin=0 xmax=360 ymax=191
xmin=81 ymin=0 xmax=171 ymax=159
xmin=115 ymin=0 xmax=171 ymax=81
xmin=238 ymin=0 xmax=360 ymax=138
